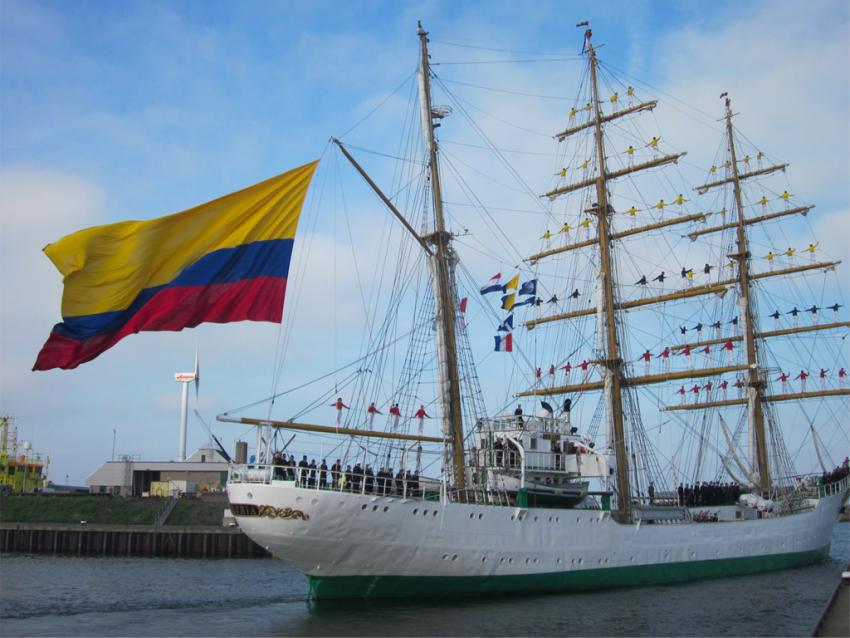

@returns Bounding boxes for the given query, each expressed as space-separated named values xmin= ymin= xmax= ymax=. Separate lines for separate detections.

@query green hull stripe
xmin=307 ymin=546 xmax=829 ymax=599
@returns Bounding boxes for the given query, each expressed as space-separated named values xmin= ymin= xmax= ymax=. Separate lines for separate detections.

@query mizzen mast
xmin=417 ymin=22 xmax=466 ymax=485
xmin=720 ymin=94 xmax=769 ymax=491
xmin=586 ymin=31 xmax=631 ymax=521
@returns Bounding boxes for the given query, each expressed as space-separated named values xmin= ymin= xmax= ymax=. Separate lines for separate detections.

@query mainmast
xmin=586 ymin=33 xmax=631 ymax=520
xmin=417 ymin=22 xmax=466 ymax=485
xmin=723 ymin=95 xmax=770 ymax=490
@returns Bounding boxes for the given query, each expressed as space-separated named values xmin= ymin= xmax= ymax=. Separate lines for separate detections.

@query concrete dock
xmin=812 ymin=567 xmax=850 ymax=637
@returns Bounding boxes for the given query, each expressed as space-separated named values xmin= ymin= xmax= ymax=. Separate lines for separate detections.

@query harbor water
xmin=1 ymin=523 xmax=847 ymax=636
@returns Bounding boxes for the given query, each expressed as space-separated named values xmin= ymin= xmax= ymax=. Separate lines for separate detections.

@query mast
xmin=586 ymin=33 xmax=631 ymax=520
xmin=723 ymin=95 xmax=770 ymax=491
xmin=417 ymin=22 xmax=466 ymax=485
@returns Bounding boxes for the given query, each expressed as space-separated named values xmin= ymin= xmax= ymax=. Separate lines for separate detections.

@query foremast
xmin=417 ymin=23 xmax=466 ymax=486
xmin=722 ymin=95 xmax=770 ymax=491
xmin=586 ymin=35 xmax=631 ymax=521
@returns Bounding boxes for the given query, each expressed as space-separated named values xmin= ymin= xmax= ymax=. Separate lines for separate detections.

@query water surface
xmin=1 ymin=524 xmax=847 ymax=636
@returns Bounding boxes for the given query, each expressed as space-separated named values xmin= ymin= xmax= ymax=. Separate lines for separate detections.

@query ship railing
xmin=447 ymin=486 xmax=514 ymax=507
xmin=228 ymin=463 xmax=441 ymax=501
xmin=476 ymin=415 xmax=572 ymax=434
xmin=780 ymin=472 xmax=849 ymax=500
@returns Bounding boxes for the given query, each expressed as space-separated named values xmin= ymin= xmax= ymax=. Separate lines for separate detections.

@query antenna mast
xmin=586 ymin=30 xmax=632 ymax=520
xmin=417 ymin=22 xmax=466 ymax=485
xmin=723 ymin=95 xmax=770 ymax=490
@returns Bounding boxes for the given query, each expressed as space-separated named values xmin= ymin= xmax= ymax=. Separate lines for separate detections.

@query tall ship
xmin=221 ymin=24 xmax=849 ymax=599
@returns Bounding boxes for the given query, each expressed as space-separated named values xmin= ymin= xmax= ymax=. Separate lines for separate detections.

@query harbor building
xmin=86 ymin=448 xmax=229 ymax=496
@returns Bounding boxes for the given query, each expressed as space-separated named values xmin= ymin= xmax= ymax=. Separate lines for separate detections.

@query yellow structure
xmin=0 ymin=416 xmax=49 ymax=493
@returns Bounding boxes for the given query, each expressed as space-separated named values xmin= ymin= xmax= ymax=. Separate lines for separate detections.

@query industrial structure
xmin=0 ymin=416 xmax=49 ymax=493
xmin=85 ymin=448 xmax=229 ymax=496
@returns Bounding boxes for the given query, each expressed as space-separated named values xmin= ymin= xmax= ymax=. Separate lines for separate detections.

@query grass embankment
xmin=0 ymin=494 xmax=228 ymax=526
xmin=165 ymin=496 xmax=228 ymax=526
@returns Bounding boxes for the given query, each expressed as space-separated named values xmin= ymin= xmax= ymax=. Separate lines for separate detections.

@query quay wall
xmin=0 ymin=523 xmax=270 ymax=559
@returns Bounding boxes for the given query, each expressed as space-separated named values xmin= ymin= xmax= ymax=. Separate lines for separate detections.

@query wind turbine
xmin=174 ymin=349 xmax=199 ymax=462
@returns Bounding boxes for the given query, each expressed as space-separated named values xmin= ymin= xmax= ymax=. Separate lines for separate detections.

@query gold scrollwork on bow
xmin=257 ymin=505 xmax=310 ymax=521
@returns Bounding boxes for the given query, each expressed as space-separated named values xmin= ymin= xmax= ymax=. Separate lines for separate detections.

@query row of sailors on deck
xmin=820 ymin=458 xmax=849 ymax=486
xmin=676 ymin=482 xmax=741 ymax=507
xmin=272 ymin=452 xmax=420 ymax=494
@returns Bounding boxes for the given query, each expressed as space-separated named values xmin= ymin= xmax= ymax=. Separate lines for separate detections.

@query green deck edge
xmin=307 ymin=545 xmax=829 ymax=599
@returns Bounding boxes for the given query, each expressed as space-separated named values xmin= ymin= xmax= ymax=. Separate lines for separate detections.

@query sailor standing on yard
xmin=367 ymin=402 xmax=382 ymax=428
xmin=389 ymin=403 xmax=401 ymax=429
xmin=414 ymin=405 xmax=430 ymax=434
xmin=331 ymin=397 xmax=349 ymax=427
xmin=795 ymin=370 xmax=810 ymax=392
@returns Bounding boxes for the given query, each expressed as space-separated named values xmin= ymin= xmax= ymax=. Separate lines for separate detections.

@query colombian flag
xmin=33 ymin=161 xmax=318 ymax=371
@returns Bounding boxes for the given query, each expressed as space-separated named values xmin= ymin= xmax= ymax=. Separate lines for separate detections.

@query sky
xmin=0 ymin=0 xmax=848 ymax=485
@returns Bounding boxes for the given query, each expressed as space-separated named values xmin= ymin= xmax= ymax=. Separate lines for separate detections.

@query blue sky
xmin=1 ymin=0 xmax=847 ymax=485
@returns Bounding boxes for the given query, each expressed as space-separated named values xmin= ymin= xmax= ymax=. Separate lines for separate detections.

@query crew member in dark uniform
xmin=319 ymin=459 xmax=328 ymax=489
xmin=298 ymin=455 xmax=309 ymax=487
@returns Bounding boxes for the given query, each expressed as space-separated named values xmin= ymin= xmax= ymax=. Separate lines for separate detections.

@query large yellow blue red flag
xmin=33 ymin=161 xmax=318 ymax=371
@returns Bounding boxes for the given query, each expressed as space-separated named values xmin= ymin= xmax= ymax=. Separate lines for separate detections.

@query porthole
xmin=533 ymin=558 xmax=539 ymax=564
xmin=508 ymin=558 xmax=514 ymax=564
xmin=556 ymin=558 xmax=562 ymax=564
xmin=383 ymin=506 xmax=389 ymax=513
xmin=510 ymin=515 xmax=515 ymax=521
xmin=372 ymin=505 xmax=378 ymax=511
xmin=469 ymin=513 xmax=474 ymax=519
xmin=481 ymin=556 xmax=487 ymax=563
xmin=432 ymin=511 xmax=438 ymax=517
xmin=525 ymin=558 xmax=531 ymax=564
xmin=577 ymin=558 xmax=583 ymax=565
xmin=361 ymin=504 xmax=368 ymax=510
xmin=451 ymin=554 xmax=458 ymax=561
xmin=442 ymin=554 xmax=449 ymax=560
xmin=423 ymin=510 xmax=428 ymax=516
xmin=412 ymin=508 xmax=418 ymax=515
xmin=295 ymin=496 xmax=302 ymax=503
xmin=534 ymin=516 xmax=538 ymax=522
xmin=499 ymin=557 xmax=505 ymax=564
xmin=576 ymin=517 xmax=581 ymax=523
xmin=311 ymin=498 xmax=318 ymax=505
xmin=478 ymin=513 xmax=483 ymax=520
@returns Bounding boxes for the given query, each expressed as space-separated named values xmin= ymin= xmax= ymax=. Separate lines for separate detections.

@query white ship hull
xmin=227 ymin=477 xmax=846 ymax=599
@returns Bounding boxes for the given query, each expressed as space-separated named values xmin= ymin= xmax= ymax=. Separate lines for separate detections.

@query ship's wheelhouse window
xmin=529 ymin=437 xmax=537 ymax=450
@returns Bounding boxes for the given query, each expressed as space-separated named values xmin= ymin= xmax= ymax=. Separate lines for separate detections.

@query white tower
xmin=174 ymin=351 xmax=199 ymax=462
